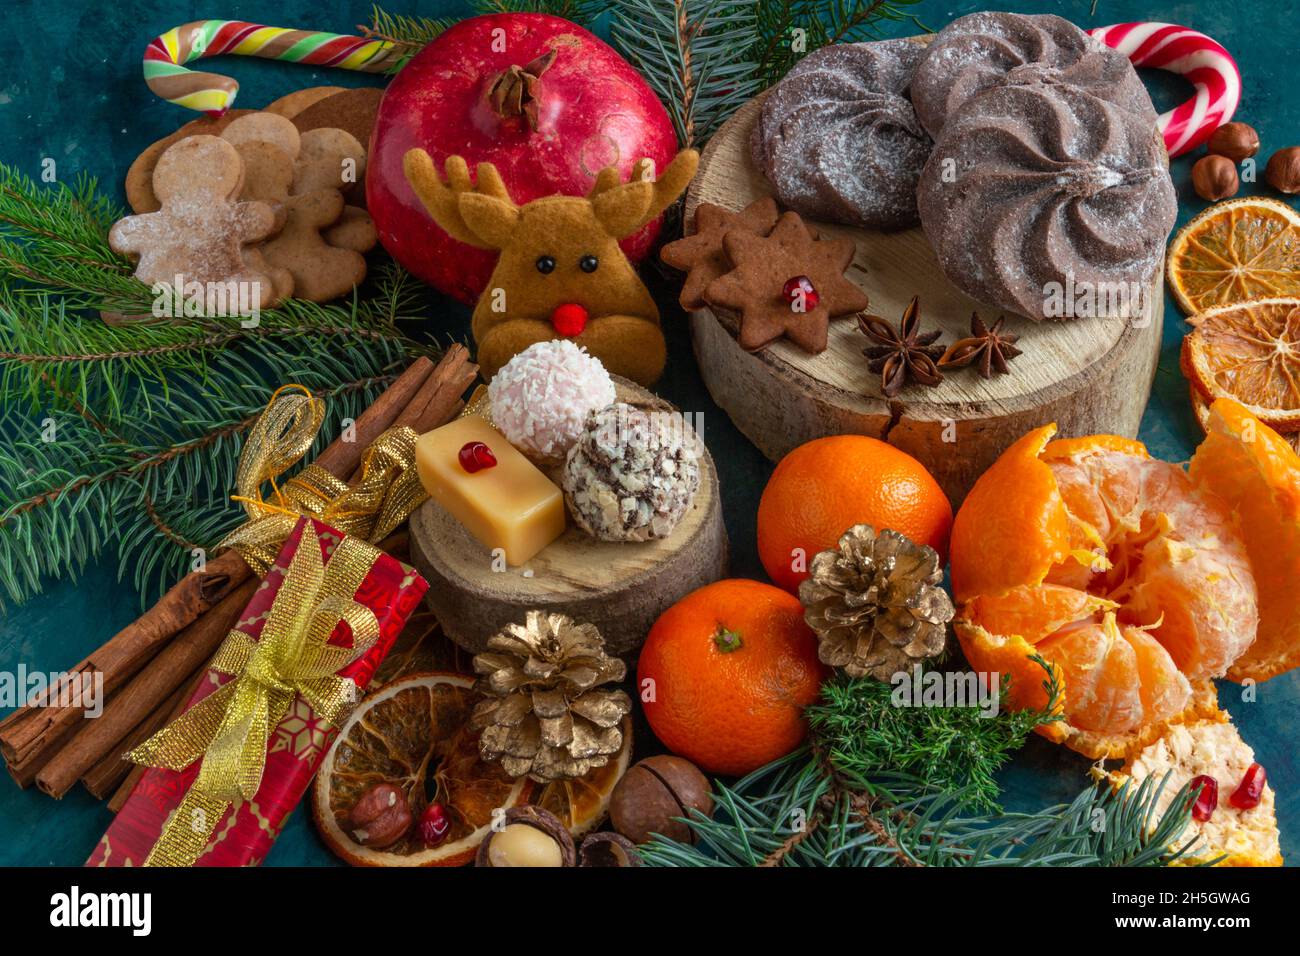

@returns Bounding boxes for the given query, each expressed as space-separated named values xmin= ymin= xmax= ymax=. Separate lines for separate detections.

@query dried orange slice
xmin=312 ymin=672 xmax=532 ymax=866
xmin=534 ymin=717 xmax=633 ymax=837
xmin=1182 ymin=297 xmax=1300 ymax=432
xmin=1111 ymin=717 xmax=1283 ymax=867
xmin=1167 ymin=198 xmax=1300 ymax=314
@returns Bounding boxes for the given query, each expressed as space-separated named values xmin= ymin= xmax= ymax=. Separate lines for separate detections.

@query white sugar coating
xmin=489 ymin=340 xmax=617 ymax=459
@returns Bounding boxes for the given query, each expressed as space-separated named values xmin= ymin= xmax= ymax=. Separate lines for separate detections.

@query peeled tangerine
xmin=951 ymin=399 xmax=1300 ymax=759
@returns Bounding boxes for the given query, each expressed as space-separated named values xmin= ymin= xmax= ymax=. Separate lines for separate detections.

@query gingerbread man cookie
xmin=220 ymin=119 xmax=371 ymax=302
xmin=109 ymin=135 xmax=280 ymax=314
xmin=704 ymin=212 xmax=868 ymax=354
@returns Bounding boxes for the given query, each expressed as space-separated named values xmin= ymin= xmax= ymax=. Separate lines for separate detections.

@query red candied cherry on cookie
xmin=551 ymin=302 xmax=589 ymax=336
xmin=782 ymin=275 xmax=820 ymax=313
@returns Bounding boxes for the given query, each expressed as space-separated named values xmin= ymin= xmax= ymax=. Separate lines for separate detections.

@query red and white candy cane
xmin=1090 ymin=22 xmax=1241 ymax=158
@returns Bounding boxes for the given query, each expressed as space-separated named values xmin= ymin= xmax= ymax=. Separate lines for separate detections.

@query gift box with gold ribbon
xmin=86 ymin=516 xmax=428 ymax=867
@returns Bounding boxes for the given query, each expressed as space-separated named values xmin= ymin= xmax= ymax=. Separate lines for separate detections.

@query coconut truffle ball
xmin=488 ymin=341 xmax=617 ymax=460
xmin=563 ymin=403 xmax=702 ymax=543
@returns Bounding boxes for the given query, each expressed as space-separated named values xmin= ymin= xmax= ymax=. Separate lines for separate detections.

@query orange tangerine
xmin=949 ymin=413 xmax=1295 ymax=758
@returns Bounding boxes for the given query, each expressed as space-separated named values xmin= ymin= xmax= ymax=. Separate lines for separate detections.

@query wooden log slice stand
xmin=686 ymin=92 xmax=1163 ymax=505
xmin=410 ymin=378 xmax=727 ymax=658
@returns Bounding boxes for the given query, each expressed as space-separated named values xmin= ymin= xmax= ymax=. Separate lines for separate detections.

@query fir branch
xmin=469 ymin=0 xmax=612 ymax=21
xmin=811 ymin=658 xmax=1062 ymax=811
xmin=640 ymin=753 xmax=1204 ymax=867
xmin=750 ymin=0 xmax=929 ymax=88
xmin=640 ymin=660 xmax=1205 ymax=867
xmin=608 ymin=0 xmax=763 ymax=147
xmin=362 ymin=4 xmax=458 ymax=62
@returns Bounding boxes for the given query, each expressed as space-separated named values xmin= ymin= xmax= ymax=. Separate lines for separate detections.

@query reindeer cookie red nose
xmin=551 ymin=302 xmax=589 ymax=337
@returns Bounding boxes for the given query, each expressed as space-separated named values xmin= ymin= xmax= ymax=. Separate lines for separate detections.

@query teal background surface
xmin=0 ymin=0 xmax=1296 ymax=866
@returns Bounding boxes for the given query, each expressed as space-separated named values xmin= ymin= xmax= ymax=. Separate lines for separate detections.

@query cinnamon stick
xmin=315 ymin=355 xmax=435 ymax=479
xmin=393 ymin=344 xmax=477 ymax=432
xmin=34 ymin=577 xmax=259 ymax=799
xmin=0 ymin=548 xmax=251 ymax=768
xmin=80 ymin=668 xmax=198 ymax=800
xmin=107 ymin=666 xmax=210 ymax=812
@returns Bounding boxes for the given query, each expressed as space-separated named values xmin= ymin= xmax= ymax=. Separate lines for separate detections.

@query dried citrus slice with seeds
xmin=1181 ymin=297 xmax=1300 ymax=432
xmin=534 ymin=717 xmax=633 ymax=837
xmin=1167 ymin=197 xmax=1300 ymax=314
xmin=312 ymin=672 xmax=532 ymax=866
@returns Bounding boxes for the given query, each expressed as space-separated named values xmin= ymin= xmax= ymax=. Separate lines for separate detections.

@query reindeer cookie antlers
xmin=401 ymin=149 xmax=700 ymax=386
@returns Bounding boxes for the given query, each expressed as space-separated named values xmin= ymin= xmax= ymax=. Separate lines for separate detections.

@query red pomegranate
xmin=367 ymin=14 xmax=679 ymax=304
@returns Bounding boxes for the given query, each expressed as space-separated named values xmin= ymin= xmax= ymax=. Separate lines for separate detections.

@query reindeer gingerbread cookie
xmin=403 ymin=149 xmax=699 ymax=386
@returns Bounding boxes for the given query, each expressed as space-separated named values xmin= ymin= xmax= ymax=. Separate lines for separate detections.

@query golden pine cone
xmin=798 ymin=524 xmax=953 ymax=681
xmin=470 ymin=611 xmax=631 ymax=781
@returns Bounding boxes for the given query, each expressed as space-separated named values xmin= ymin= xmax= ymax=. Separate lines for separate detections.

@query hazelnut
xmin=609 ymin=755 xmax=714 ymax=845
xmin=347 ymin=782 xmax=412 ymax=848
xmin=475 ymin=806 xmax=576 ymax=867
xmin=1191 ymin=154 xmax=1239 ymax=201
xmin=1207 ymin=122 xmax=1260 ymax=162
xmin=1266 ymin=147 xmax=1300 ymax=194
xmin=578 ymin=831 xmax=642 ymax=867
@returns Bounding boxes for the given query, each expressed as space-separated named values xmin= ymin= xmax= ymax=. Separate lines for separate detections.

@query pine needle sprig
xmin=750 ymin=0 xmax=929 ymax=88
xmin=640 ymin=659 xmax=1205 ymax=867
xmin=608 ymin=0 xmax=763 ymax=146
xmin=362 ymin=4 xmax=458 ymax=61
xmin=812 ymin=658 xmax=1063 ymax=811
xmin=640 ymin=753 xmax=1204 ymax=867
xmin=469 ymin=0 xmax=612 ymax=22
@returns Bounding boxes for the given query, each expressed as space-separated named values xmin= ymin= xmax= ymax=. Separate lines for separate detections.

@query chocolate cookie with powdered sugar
xmin=910 ymin=11 xmax=1157 ymax=139
xmin=751 ymin=39 xmax=931 ymax=231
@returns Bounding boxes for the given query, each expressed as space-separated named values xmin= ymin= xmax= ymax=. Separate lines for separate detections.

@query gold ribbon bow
xmin=129 ymin=531 xmax=383 ymax=866
xmin=217 ymin=384 xmax=427 ymax=573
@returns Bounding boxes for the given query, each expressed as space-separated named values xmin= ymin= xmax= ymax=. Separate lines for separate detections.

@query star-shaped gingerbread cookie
xmin=660 ymin=198 xmax=780 ymax=310
xmin=704 ymin=212 xmax=868 ymax=354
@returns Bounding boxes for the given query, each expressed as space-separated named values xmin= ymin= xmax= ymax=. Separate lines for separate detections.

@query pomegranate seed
xmin=782 ymin=275 xmax=820 ymax=313
xmin=418 ymin=802 xmax=451 ymax=847
xmin=1229 ymin=762 xmax=1266 ymax=810
xmin=458 ymin=441 xmax=497 ymax=473
xmin=1188 ymin=774 xmax=1219 ymax=822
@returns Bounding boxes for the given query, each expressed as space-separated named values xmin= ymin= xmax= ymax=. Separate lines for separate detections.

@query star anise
xmin=938 ymin=313 xmax=1022 ymax=379
xmin=859 ymin=296 xmax=945 ymax=398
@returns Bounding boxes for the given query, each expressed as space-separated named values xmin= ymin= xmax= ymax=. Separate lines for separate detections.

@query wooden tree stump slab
xmin=410 ymin=379 xmax=728 ymax=658
xmin=685 ymin=92 xmax=1163 ymax=506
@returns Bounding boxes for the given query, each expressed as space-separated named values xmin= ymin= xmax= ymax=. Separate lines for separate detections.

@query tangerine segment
xmin=1166 ymin=197 xmax=1300 ymax=315
xmin=1041 ymin=443 xmax=1258 ymax=680
xmin=1035 ymin=615 xmax=1191 ymax=735
xmin=962 ymin=584 xmax=1115 ymax=644
xmin=1190 ymin=399 xmax=1300 ymax=682
xmin=1183 ymin=298 xmax=1300 ymax=432
xmin=950 ymin=425 xmax=1072 ymax=602
xmin=951 ymin=621 xmax=1066 ymax=738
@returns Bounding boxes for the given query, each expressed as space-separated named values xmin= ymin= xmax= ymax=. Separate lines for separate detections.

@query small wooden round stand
xmin=410 ymin=379 xmax=728 ymax=658
xmin=687 ymin=94 xmax=1164 ymax=505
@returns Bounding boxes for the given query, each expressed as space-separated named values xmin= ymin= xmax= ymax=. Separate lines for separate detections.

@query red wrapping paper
xmin=86 ymin=517 xmax=428 ymax=867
